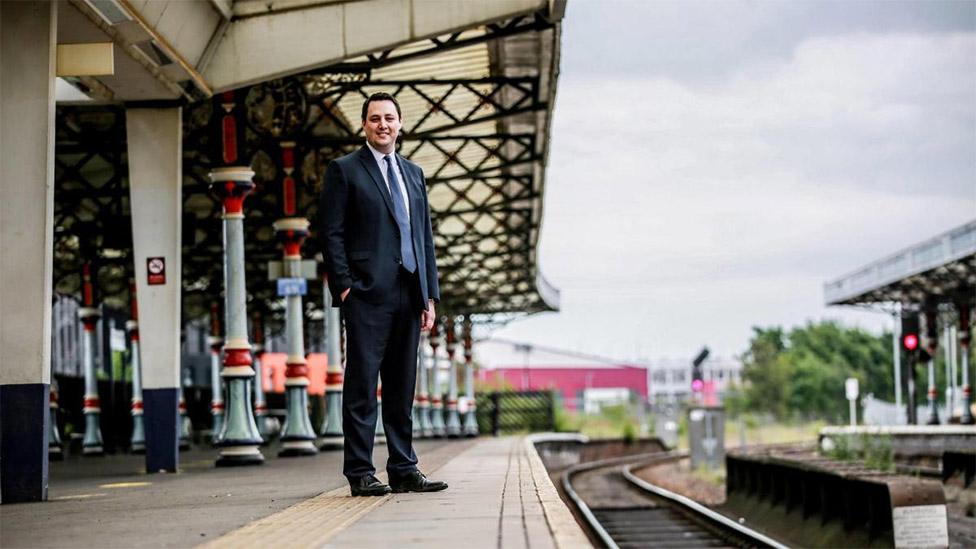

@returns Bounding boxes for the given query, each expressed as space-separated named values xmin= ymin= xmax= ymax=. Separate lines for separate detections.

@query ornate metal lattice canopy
xmin=53 ymin=9 xmax=561 ymax=327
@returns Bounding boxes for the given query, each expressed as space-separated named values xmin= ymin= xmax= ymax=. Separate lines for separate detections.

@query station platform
xmin=1 ymin=436 xmax=589 ymax=548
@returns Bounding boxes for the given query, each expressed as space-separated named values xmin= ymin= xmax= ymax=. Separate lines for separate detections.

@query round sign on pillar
xmin=147 ymin=257 xmax=166 ymax=285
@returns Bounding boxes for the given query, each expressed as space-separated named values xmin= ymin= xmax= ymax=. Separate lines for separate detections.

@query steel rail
xmin=563 ymin=450 xmax=791 ymax=549
xmin=561 ymin=450 xmax=685 ymax=549
xmin=621 ymin=462 xmax=790 ymax=549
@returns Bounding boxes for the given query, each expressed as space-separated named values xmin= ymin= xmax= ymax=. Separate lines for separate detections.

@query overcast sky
xmin=481 ymin=0 xmax=976 ymax=366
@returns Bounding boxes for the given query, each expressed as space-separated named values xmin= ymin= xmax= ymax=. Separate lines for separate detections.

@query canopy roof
xmin=54 ymin=1 xmax=563 ymax=326
xmin=824 ymin=220 xmax=976 ymax=307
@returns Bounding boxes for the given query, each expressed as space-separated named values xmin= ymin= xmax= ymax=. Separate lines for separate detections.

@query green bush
xmin=622 ymin=421 xmax=637 ymax=444
xmin=822 ymin=433 xmax=893 ymax=472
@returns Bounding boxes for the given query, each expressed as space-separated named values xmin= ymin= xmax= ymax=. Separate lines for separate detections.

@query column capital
xmin=209 ymin=167 xmax=255 ymax=216
xmin=273 ymin=217 xmax=310 ymax=257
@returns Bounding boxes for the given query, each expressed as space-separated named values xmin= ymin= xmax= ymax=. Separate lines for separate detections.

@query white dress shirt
xmin=366 ymin=141 xmax=410 ymax=219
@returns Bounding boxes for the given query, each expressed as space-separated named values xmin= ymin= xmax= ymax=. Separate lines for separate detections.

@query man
xmin=320 ymin=92 xmax=448 ymax=496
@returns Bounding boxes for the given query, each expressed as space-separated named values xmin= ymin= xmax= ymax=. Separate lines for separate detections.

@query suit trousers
xmin=341 ymin=268 xmax=422 ymax=480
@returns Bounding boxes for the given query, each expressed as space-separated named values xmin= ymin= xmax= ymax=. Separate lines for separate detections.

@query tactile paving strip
xmin=201 ymin=485 xmax=391 ymax=549
xmin=202 ymin=440 xmax=475 ymax=548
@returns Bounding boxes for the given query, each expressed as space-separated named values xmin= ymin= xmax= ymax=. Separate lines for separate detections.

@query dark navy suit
xmin=320 ymin=145 xmax=439 ymax=480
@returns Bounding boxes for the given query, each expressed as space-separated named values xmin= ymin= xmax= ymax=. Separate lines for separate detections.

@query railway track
xmin=562 ymin=451 xmax=788 ymax=549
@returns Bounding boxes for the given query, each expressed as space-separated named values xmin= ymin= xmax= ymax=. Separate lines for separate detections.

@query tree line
xmin=724 ymin=320 xmax=955 ymax=422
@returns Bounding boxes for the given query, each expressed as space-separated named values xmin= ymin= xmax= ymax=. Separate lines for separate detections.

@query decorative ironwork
xmin=52 ymin=14 xmax=557 ymax=328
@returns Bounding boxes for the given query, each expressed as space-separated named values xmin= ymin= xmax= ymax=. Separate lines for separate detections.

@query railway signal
xmin=691 ymin=347 xmax=709 ymax=393
xmin=901 ymin=314 xmax=920 ymax=354
xmin=901 ymin=312 xmax=921 ymax=424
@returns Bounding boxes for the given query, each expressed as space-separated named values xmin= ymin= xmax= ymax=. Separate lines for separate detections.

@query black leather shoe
xmin=349 ymin=474 xmax=392 ymax=497
xmin=390 ymin=471 xmax=448 ymax=493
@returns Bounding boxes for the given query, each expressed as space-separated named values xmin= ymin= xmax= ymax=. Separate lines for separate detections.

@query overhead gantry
xmin=1 ymin=0 xmax=564 ymax=503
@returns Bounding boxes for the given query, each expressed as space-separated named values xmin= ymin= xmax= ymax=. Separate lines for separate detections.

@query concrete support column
xmin=444 ymin=316 xmax=461 ymax=438
xmin=924 ymin=309 xmax=940 ymax=425
xmin=1 ymin=0 xmax=57 ymax=503
xmin=128 ymin=281 xmax=146 ymax=454
xmin=127 ymin=107 xmax=184 ymax=471
xmin=428 ymin=322 xmax=446 ymax=438
xmin=210 ymin=168 xmax=263 ymax=466
xmin=252 ymin=311 xmax=272 ymax=443
xmin=275 ymin=217 xmax=317 ymax=457
xmin=462 ymin=316 xmax=479 ymax=437
xmin=415 ymin=332 xmax=432 ymax=438
xmin=80 ymin=262 xmax=105 ymax=456
xmin=960 ymin=304 xmax=974 ymax=424
xmin=208 ymin=303 xmax=225 ymax=443
xmin=319 ymin=277 xmax=344 ymax=450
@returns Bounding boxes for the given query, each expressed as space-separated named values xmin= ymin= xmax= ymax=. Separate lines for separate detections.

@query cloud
xmin=495 ymin=29 xmax=976 ymax=360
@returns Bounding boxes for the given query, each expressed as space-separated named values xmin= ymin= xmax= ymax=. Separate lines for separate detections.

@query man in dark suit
xmin=320 ymin=92 xmax=448 ymax=496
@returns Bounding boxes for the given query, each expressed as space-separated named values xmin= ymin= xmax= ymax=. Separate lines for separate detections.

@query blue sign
xmin=277 ymin=278 xmax=307 ymax=297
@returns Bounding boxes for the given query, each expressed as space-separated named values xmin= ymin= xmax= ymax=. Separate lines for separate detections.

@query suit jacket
xmin=320 ymin=145 xmax=440 ymax=309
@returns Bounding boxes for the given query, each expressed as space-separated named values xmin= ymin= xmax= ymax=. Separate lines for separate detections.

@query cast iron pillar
xmin=415 ymin=332 xmax=432 ymax=438
xmin=462 ymin=316 xmax=479 ymax=437
xmin=48 ymin=381 xmax=63 ymax=460
xmin=428 ymin=321 xmax=446 ymax=438
xmin=375 ymin=384 xmax=387 ymax=445
xmin=79 ymin=261 xmax=104 ymax=456
xmin=275 ymin=217 xmax=318 ymax=457
xmin=960 ymin=304 xmax=974 ymax=424
xmin=252 ymin=311 xmax=273 ymax=443
xmin=128 ymin=280 xmax=145 ymax=453
xmin=208 ymin=303 xmax=225 ymax=444
xmin=177 ymin=386 xmax=192 ymax=450
xmin=319 ymin=275 xmax=344 ymax=450
xmin=444 ymin=316 xmax=462 ymax=438
xmin=210 ymin=167 xmax=264 ymax=466
xmin=924 ymin=309 xmax=941 ymax=425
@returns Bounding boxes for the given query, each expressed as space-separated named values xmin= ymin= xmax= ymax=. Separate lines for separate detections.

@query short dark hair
xmin=361 ymin=92 xmax=401 ymax=122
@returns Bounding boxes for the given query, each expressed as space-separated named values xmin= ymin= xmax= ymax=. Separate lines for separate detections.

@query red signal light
xmin=691 ymin=379 xmax=704 ymax=392
xmin=903 ymin=334 xmax=918 ymax=351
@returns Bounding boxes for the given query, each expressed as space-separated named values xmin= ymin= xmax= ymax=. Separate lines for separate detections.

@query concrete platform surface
xmin=1 ymin=436 xmax=589 ymax=548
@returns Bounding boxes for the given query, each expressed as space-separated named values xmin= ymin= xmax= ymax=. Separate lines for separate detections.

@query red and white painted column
xmin=375 ymin=384 xmax=387 ymax=445
xmin=444 ymin=316 xmax=462 ymax=438
xmin=210 ymin=163 xmax=264 ymax=466
xmin=208 ymin=302 xmax=225 ymax=443
xmin=428 ymin=321 xmax=446 ymax=437
xmin=79 ymin=261 xmax=104 ymax=456
xmin=48 ymin=381 xmax=63 ymax=460
xmin=462 ymin=315 xmax=479 ymax=437
xmin=959 ymin=304 xmax=974 ymax=424
xmin=415 ymin=331 xmax=432 ymax=439
xmin=252 ymin=311 xmax=273 ymax=442
xmin=177 ymin=387 xmax=191 ymax=451
xmin=274 ymin=213 xmax=318 ymax=457
xmin=128 ymin=280 xmax=145 ymax=453
xmin=319 ymin=274 xmax=344 ymax=450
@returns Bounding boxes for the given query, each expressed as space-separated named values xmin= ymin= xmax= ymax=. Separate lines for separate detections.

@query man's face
xmin=363 ymin=100 xmax=401 ymax=153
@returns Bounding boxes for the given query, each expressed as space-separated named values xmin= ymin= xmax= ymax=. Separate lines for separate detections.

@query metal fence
xmin=475 ymin=390 xmax=556 ymax=435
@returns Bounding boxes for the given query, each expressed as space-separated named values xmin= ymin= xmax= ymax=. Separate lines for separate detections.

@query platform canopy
xmin=53 ymin=0 xmax=564 ymax=324
xmin=824 ymin=220 xmax=976 ymax=307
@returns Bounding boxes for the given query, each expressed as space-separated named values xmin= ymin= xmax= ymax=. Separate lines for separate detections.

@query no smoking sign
xmin=147 ymin=257 xmax=166 ymax=285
